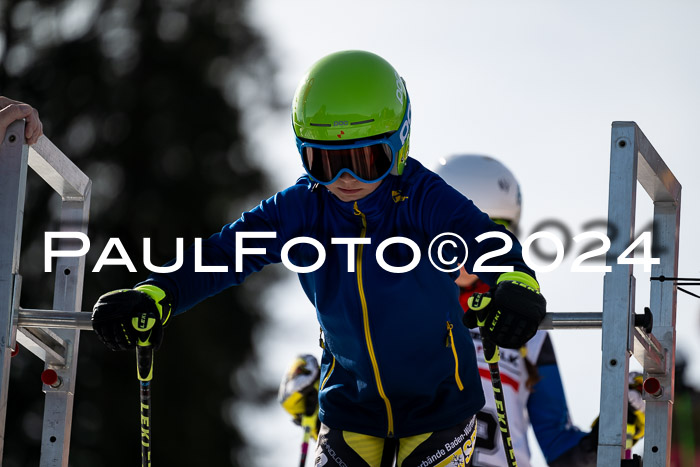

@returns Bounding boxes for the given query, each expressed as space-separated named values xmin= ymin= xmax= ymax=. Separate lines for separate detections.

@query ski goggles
xmin=296 ymin=104 xmax=411 ymax=185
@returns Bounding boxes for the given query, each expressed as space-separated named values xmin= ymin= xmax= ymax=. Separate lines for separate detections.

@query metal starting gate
xmin=0 ymin=119 xmax=92 ymax=465
xmin=597 ymin=122 xmax=680 ymax=466
xmin=0 ymin=119 xmax=681 ymax=466
xmin=539 ymin=121 xmax=681 ymax=467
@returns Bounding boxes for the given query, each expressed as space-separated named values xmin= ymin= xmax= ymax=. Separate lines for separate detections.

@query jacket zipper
xmin=354 ymin=202 xmax=394 ymax=437
xmin=446 ymin=322 xmax=465 ymax=391
xmin=320 ymin=355 xmax=336 ymax=390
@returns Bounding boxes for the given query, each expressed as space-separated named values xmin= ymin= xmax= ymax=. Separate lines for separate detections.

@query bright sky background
xmin=238 ymin=1 xmax=700 ymax=465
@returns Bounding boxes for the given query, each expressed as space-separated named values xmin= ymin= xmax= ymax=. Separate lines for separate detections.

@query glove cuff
xmin=497 ymin=271 xmax=540 ymax=291
xmin=134 ymin=285 xmax=172 ymax=325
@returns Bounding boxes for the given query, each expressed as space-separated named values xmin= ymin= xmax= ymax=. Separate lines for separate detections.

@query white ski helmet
xmin=434 ymin=154 xmax=522 ymax=231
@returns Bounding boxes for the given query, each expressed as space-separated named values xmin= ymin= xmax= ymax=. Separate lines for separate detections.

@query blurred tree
xmin=1 ymin=0 xmax=281 ymax=465
xmin=671 ymin=357 xmax=700 ymax=467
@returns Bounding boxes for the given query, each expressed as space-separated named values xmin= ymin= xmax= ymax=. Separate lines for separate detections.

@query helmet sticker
xmin=498 ymin=177 xmax=511 ymax=193
xmin=395 ymin=71 xmax=406 ymax=105
xmin=399 ymin=103 xmax=411 ymax=145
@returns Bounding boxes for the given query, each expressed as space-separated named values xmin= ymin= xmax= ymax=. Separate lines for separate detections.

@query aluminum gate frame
xmin=0 ymin=119 xmax=91 ymax=466
xmin=596 ymin=121 xmax=680 ymax=466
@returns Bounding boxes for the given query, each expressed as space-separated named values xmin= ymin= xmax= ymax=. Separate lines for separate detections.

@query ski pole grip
xmin=137 ymin=345 xmax=154 ymax=382
xmin=481 ymin=334 xmax=500 ymax=364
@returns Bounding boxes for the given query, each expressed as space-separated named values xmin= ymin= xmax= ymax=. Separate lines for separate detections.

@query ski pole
xmin=480 ymin=335 xmax=518 ymax=467
xmin=299 ymin=414 xmax=315 ymax=467
xmin=136 ymin=343 xmax=154 ymax=467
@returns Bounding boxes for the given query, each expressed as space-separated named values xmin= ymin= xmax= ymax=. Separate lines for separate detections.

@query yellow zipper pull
xmin=446 ymin=322 xmax=464 ymax=391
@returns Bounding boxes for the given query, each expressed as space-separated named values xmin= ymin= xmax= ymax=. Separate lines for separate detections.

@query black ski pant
xmin=313 ymin=415 xmax=477 ymax=467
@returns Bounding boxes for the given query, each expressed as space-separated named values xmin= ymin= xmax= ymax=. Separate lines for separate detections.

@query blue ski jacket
xmin=140 ymin=157 xmax=535 ymax=438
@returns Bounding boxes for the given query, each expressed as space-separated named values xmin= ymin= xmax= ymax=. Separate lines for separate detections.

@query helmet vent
xmin=310 ymin=123 xmax=332 ymax=127
xmin=351 ymin=119 xmax=375 ymax=125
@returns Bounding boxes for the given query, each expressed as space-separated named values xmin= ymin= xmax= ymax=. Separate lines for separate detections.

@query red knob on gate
xmin=643 ymin=377 xmax=662 ymax=397
xmin=41 ymin=369 xmax=62 ymax=388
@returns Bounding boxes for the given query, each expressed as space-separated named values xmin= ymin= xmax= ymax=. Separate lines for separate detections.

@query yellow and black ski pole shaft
xmin=136 ymin=344 xmax=154 ymax=467
xmin=481 ymin=335 xmax=518 ymax=467
xmin=299 ymin=416 xmax=314 ymax=467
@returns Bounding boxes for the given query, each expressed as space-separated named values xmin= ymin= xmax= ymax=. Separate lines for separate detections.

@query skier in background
xmin=436 ymin=155 xmax=644 ymax=466
xmin=671 ymin=354 xmax=700 ymax=467
xmin=91 ymin=51 xmax=547 ymax=466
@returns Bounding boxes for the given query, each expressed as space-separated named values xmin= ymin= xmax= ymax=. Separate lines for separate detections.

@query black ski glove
xmin=463 ymin=272 xmax=546 ymax=349
xmin=92 ymin=285 xmax=172 ymax=351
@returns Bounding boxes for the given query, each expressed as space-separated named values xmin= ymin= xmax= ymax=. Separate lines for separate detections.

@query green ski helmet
xmin=293 ymin=50 xmax=411 ymax=184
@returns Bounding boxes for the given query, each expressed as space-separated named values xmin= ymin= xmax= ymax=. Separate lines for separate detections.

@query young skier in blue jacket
xmin=92 ymin=50 xmax=547 ymax=466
